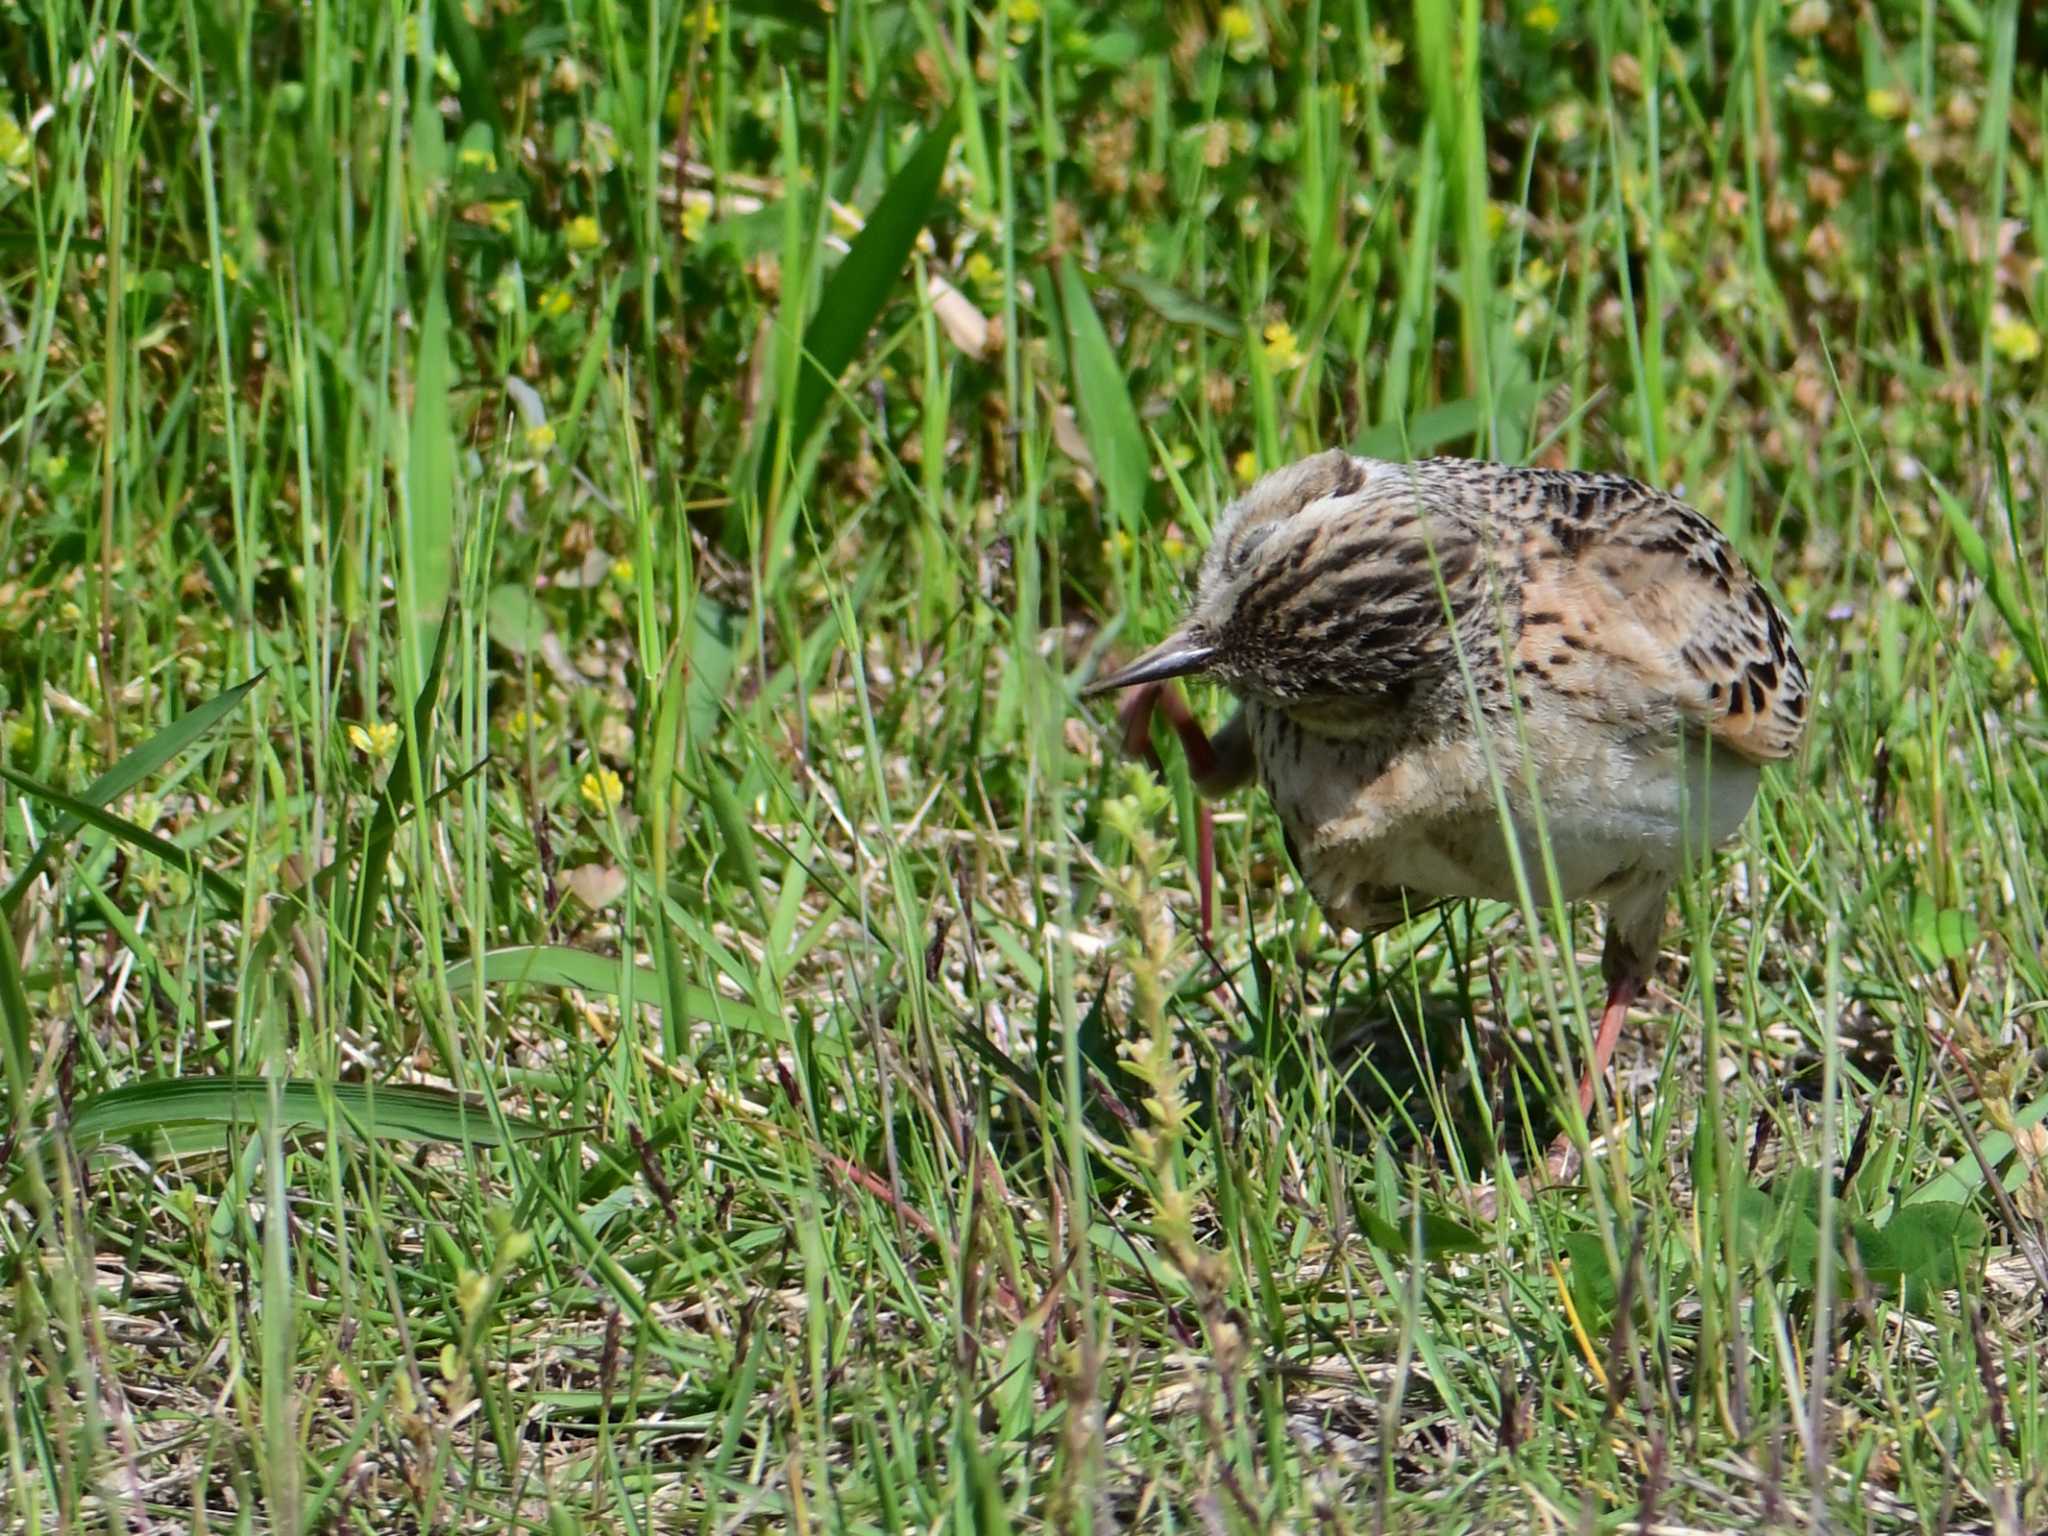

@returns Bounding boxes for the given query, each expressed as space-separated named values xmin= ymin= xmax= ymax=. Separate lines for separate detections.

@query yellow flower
xmin=611 ymin=557 xmax=635 ymax=585
xmin=1006 ymin=0 xmax=1039 ymax=23
xmin=580 ymin=766 xmax=625 ymax=814
xmin=1161 ymin=532 xmax=1188 ymax=562
xmin=537 ymin=285 xmax=574 ymax=319
xmin=523 ymin=422 xmax=556 ymax=454
xmin=692 ymin=2 xmax=720 ymax=35
xmin=1101 ymin=529 xmax=1135 ymax=562
xmin=1524 ymin=2 xmax=1560 ymax=31
xmin=483 ymin=200 xmax=520 ymax=234
xmin=1866 ymin=87 xmax=1909 ymax=121
xmin=565 ymin=215 xmax=602 ymax=251
xmin=964 ymin=249 xmax=999 ymax=289
xmin=1261 ymin=321 xmax=1304 ymax=371
xmin=0 ymin=108 xmax=29 ymax=171
xmin=1991 ymin=317 xmax=2042 ymax=363
xmin=1219 ymin=6 xmax=1256 ymax=43
xmin=680 ymin=198 xmax=709 ymax=243
xmin=503 ymin=707 xmax=538 ymax=739
xmin=1233 ymin=450 xmax=1258 ymax=483
xmin=457 ymin=146 xmax=497 ymax=173
xmin=347 ymin=721 xmax=401 ymax=759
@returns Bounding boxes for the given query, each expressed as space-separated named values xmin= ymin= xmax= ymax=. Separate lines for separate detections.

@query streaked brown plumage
xmin=1084 ymin=449 xmax=1808 ymax=1136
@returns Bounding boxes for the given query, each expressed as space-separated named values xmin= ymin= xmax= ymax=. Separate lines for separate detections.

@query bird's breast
xmin=1245 ymin=701 xmax=1762 ymax=930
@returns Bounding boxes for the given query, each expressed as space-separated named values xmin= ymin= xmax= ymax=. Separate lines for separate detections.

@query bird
xmin=1082 ymin=448 xmax=1808 ymax=1141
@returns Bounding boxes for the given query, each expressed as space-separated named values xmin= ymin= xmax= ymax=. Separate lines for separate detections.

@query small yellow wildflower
xmin=1219 ymin=5 xmax=1257 ymax=45
xmin=523 ymin=422 xmax=556 ymax=455
xmin=1101 ymin=529 xmax=1135 ymax=562
xmin=1161 ymin=532 xmax=1188 ymax=562
xmin=36 ymin=451 xmax=68 ymax=482
xmin=0 ymin=109 xmax=29 ymax=171
xmin=538 ymin=285 xmax=574 ymax=319
xmin=1233 ymin=450 xmax=1258 ymax=483
xmin=680 ymin=198 xmax=710 ymax=243
xmin=565 ymin=215 xmax=602 ymax=251
xmin=1006 ymin=0 xmax=1039 ymax=23
xmin=457 ymin=146 xmax=497 ymax=173
xmin=1524 ymin=3 xmax=1560 ymax=32
xmin=611 ymin=557 xmax=636 ymax=585
xmin=580 ymin=766 xmax=625 ymax=815
xmin=964 ymin=249 xmax=999 ymax=289
xmin=692 ymin=2 xmax=720 ymax=35
xmin=214 ymin=251 xmax=241 ymax=283
xmin=504 ymin=707 xmax=538 ymax=739
xmin=483 ymin=200 xmax=520 ymax=234
xmin=348 ymin=721 xmax=401 ymax=759
xmin=1866 ymin=87 xmax=1909 ymax=121
xmin=1991 ymin=317 xmax=2042 ymax=364
xmin=1261 ymin=321 xmax=1304 ymax=371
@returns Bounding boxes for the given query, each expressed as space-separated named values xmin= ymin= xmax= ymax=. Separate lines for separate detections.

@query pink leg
xmin=1577 ymin=973 xmax=1640 ymax=1116
xmin=1549 ymin=973 xmax=1640 ymax=1180
xmin=1113 ymin=682 xmax=1220 ymax=936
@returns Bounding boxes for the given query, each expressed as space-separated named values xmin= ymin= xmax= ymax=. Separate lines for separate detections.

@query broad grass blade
xmin=64 ymin=1077 xmax=544 ymax=1159
xmin=1 ymin=672 xmax=263 ymax=914
xmin=0 ymin=764 xmax=244 ymax=911
xmin=444 ymin=944 xmax=792 ymax=1041
xmin=763 ymin=108 xmax=957 ymax=493
xmin=1058 ymin=254 xmax=1151 ymax=539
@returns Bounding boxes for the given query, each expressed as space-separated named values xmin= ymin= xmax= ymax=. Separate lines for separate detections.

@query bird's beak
xmin=1081 ymin=630 xmax=1217 ymax=697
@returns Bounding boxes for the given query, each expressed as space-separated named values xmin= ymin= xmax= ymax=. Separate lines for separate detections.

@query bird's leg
xmin=1547 ymin=971 xmax=1641 ymax=1182
xmin=1112 ymin=683 xmax=1251 ymax=934
xmin=1577 ymin=972 xmax=1640 ymax=1116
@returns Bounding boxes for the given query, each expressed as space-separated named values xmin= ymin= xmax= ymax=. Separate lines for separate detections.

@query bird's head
xmin=1084 ymin=449 xmax=1437 ymax=706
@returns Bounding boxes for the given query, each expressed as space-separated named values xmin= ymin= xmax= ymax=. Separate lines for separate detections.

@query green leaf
xmin=1057 ymin=256 xmax=1151 ymax=536
xmin=65 ymin=1077 xmax=545 ymax=1160
xmin=683 ymin=597 xmax=742 ymax=748
xmin=1561 ymin=1231 xmax=1620 ymax=1327
xmin=347 ymin=602 xmax=455 ymax=1034
xmin=1112 ymin=271 xmax=1237 ymax=337
xmin=405 ymin=262 xmax=456 ymax=681
xmin=766 ymin=109 xmax=957 ymax=486
xmin=1 ymin=672 xmax=263 ymax=915
xmin=1939 ymin=473 xmax=2048 ymax=701
xmin=0 ymin=764 xmax=244 ymax=911
xmin=1905 ymin=889 xmax=1979 ymax=968
xmin=1901 ymin=1091 xmax=2048 ymax=1209
xmin=443 ymin=945 xmax=790 ymax=1040
xmin=1355 ymin=1200 xmax=1485 ymax=1262
xmin=486 ymin=582 xmax=548 ymax=657
xmin=1853 ymin=1203 xmax=1986 ymax=1303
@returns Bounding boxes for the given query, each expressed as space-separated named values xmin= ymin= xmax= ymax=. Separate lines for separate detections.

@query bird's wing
xmin=1508 ymin=473 xmax=1809 ymax=764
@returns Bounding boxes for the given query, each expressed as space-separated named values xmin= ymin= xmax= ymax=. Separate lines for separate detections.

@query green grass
xmin=2 ymin=0 xmax=2047 ymax=1529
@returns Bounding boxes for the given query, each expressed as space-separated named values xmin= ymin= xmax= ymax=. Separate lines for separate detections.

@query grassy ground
xmin=2 ymin=0 xmax=2047 ymax=1529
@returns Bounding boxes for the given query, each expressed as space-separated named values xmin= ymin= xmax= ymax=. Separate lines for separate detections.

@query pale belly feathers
xmin=1247 ymin=700 xmax=1761 ymax=931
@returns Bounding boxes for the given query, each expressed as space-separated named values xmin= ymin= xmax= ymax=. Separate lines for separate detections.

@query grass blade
xmin=0 ymin=764 xmax=244 ymax=911
xmin=345 ymin=602 xmax=455 ymax=1034
xmin=763 ymin=108 xmax=957 ymax=493
xmin=0 ymin=672 xmax=263 ymax=915
xmin=1058 ymin=254 xmax=1151 ymax=540
xmin=63 ymin=1077 xmax=545 ymax=1158
xmin=443 ymin=944 xmax=795 ymax=1041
